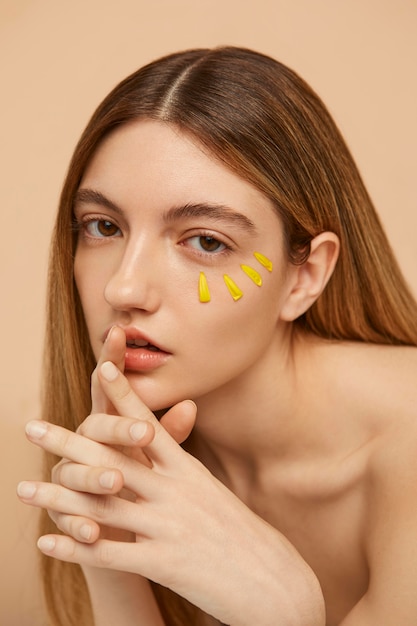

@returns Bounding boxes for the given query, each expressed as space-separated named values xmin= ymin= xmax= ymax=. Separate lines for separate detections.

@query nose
xmin=104 ymin=240 xmax=162 ymax=313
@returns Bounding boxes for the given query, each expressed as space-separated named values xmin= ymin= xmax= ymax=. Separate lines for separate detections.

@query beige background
xmin=1 ymin=1 xmax=416 ymax=623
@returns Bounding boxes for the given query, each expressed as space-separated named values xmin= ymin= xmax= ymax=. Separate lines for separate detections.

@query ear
xmin=280 ymin=232 xmax=340 ymax=322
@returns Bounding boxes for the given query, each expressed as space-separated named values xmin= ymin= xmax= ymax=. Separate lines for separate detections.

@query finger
xmin=91 ymin=326 xmax=126 ymax=415
xmin=24 ymin=421 xmax=157 ymax=496
xmin=51 ymin=512 xmax=100 ymax=543
xmin=17 ymin=481 xmax=153 ymax=535
xmin=36 ymin=535 xmax=156 ymax=581
xmin=78 ymin=403 xmax=195 ymax=449
xmin=36 ymin=534 xmax=132 ymax=570
xmin=93 ymin=328 xmax=196 ymax=446
xmin=53 ymin=462 xmax=124 ymax=495
xmin=76 ymin=413 xmax=155 ymax=449
xmin=160 ymin=401 xmax=197 ymax=445
xmin=25 ymin=420 xmax=131 ymax=467
xmin=98 ymin=361 xmax=192 ymax=466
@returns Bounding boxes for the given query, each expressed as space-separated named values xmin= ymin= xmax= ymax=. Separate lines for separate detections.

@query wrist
xmin=83 ymin=569 xmax=165 ymax=626
xmin=224 ymin=538 xmax=325 ymax=626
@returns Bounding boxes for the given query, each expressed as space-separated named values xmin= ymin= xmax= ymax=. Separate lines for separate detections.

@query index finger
xmin=98 ymin=360 xmax=186 ymax=468
xmin=91 ymin=326 xmax=126 ymax=415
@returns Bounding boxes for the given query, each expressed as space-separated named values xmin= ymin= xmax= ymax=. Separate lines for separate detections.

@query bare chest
xmin=242 ymin=462 xmax=370 ymax=625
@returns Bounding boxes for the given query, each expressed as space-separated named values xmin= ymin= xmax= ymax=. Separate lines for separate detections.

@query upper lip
xmin=103 ymin=326 xmax=170 ymax=353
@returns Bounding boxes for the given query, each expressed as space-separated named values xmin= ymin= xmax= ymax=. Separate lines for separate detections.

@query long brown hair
xmin=40 ymin=46 xmax=417 ymax=626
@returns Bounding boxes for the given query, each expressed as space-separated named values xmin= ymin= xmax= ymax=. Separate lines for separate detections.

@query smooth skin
xmin=18 ymin=121 xmax=417 ymax=625
xmin=20 ymin=328 xmax=323 ymax=626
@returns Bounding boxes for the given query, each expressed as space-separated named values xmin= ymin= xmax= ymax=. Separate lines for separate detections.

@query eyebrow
xmin=74 ymin=188 xmax=257 ymax=233
xmin=74 ymin=189 xmax=122 ymax=214
xmin=163 ymin=203 xmax=257 ymax=232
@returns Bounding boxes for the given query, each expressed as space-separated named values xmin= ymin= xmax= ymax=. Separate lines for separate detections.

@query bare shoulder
xmin=363 ymin=344 xmax=417 ymax=497
xmin=319 ymin=340 xmax=417 ymax=423
xmin=333 ymin=343 xmax=417 ymax=624
xmin=358 ymin=364 xmax=417 ymax=624
xmin=365 ymin=343 xmax=417 ymax=491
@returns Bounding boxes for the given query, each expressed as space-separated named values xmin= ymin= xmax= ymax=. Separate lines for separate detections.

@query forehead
xmin=81 ymin=120 xmax=280 ymax=228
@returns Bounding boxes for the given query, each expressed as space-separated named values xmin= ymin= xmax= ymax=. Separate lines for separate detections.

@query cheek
xmin=73 ymin=252 xmax=107 ymax=323
xmin=196 ymin=252 xmax=276 ymax=305
xmin=181 ymin=285 xmax=282 ymax=391
xmin=191 ymin=267 xmax=284 ymax=346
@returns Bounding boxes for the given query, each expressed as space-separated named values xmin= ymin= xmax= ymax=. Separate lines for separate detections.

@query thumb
xmin=159 ymin=400 xmax=197 ymax=444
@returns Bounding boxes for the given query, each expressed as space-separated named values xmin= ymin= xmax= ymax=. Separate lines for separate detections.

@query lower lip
xmin=124 ymin=347 xmax=171 ymax=372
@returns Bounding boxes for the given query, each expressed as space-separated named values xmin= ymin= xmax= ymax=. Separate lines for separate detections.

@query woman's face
xmin=74 ymin=120 xmax=296 ymax=411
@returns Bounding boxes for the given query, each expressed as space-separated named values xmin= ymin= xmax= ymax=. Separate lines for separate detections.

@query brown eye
xmin=188 ymin=235 xmax=226 ymax=253
xmin=200 ymin=236 xmax=223 ymax=251
xmin=97 ymin=220 xmax=119 ymax=236
xmin=86 ymin=219 xmax=121 ymax=238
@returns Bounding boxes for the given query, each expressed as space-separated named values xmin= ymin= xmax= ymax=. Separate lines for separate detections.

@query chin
xmin=125 ymin=373 xmax=187 ymax=412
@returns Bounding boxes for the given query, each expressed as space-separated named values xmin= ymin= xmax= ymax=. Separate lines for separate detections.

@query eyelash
xmin=73 ymin=215 xmax=122 ymax=241
xmin=180 ymin=231 xmax=234 ymax=259
xmin=73 ymin=216 xmax=234 ymax=258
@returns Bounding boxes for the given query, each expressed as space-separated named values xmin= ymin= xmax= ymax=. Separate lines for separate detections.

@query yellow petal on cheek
xmin=241 ymin=265 xmax=262 ymax=286
xmin=254 ymin=252 xmax=273 ymax=272
xmin=199 ymin=271 xmax=211 ymax=303
xmin=223 ymin=275 xmax=243 ymax=301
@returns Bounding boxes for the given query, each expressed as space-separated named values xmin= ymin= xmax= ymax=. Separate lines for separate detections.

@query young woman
xmin=17 ymin=46 xmax=417 ymax=626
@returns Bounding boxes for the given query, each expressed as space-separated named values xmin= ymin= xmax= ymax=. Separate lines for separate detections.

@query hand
xmin=89 ymin=326 xmax=196 ymax=447
xmin=53 ymin=325 xmax=197 ymax=544
xmin=18 ymin=359 xmax=325 ymax=625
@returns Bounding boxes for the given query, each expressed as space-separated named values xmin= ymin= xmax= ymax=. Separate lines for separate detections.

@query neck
xmin=188 ymin=327 xmax=319 ymax=484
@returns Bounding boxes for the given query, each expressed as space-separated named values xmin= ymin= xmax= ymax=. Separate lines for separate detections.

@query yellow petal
xmin=254 ymin=252 xmax=273 ymax=272
xmin=223 ymin=275 xmax=243 ymax=301
xmin=241 ymin=265 xmax=262 ymax=286
xmin=199 ymin=272 xmax=211 ymax=303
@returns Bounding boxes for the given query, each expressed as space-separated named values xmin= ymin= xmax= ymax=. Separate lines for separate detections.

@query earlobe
xmin=280 ymin=232 xmax=340 ymax=322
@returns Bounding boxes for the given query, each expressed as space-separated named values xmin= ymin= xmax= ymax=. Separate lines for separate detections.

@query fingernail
xmin=99 ymin=470 xmax=116 ymax=489
xmin=80 ymin=524 xmax=92 ymax=541
xmin=105 ymin=325 xmax=118 ymax=342
xmin=17 ymin=481 xmax=37 ymax=499
xmin=25 ymin=420 xmax=48 ymax=439
xmin=101 ymin=361 xmax=119 ymax=382
xmin=129 ymin=421 xmax=148 ymax=441
xmin=37 ymin=536 xmax=56 ymax=552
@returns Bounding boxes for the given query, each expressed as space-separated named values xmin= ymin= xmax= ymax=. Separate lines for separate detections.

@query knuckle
xmin=100 ymin=446 xmax=123 ymax=469
xmin=95 ymin=540 xmax=114 ymax=567
xmin=115 ymin=380 xmax=134 ymax=403
xmin=91 ymin=494 xmax=114 ymax=521
xmin=59 ymin=428 xmax=76 ymax=459
xmin=69 ymin=517 xmax=83 ymax=540
xmin=79 ymin=413 xmax=104 ymax=435
xmin=61 ymin=536 xmax=78 ymax=560
xmin=112 ymin=380 xmax=147 ymax=418
xmin=45 ymin=484 xmax=63 ymax=510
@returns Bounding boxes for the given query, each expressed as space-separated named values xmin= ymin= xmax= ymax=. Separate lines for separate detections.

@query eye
xmin=84 ymin=219 xmax=121 ymax=238
xmin=186 ymin=235 xmax=227 ymax=254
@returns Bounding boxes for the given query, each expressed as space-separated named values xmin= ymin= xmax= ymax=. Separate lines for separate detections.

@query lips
xmin=104 ymin=326 xmax=171 ymax=372
xmin=126 ymin=338 xmax=161 ymax=352
xmin=124 ymin=328 xmax=168 ymax=353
